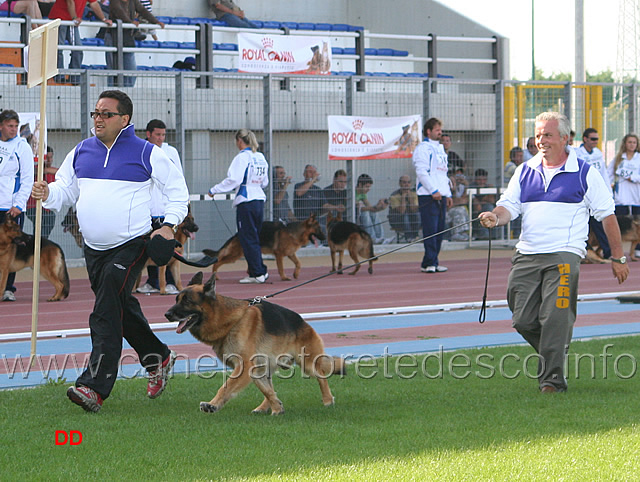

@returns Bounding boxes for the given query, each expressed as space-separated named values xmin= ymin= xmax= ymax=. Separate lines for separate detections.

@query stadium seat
xmin=377 ymin=48 xmax=394 ymax=56
xmin=281 ymin=21 xmax=298 ymax=30
xmin=137 ymin=65 xmax=153 ymax=70
xmin=251 ymin=20 xmax=263 ymax=28
xmin=155 ymin=16 xmax=172 ymax=24
xmin=332 ymin=24 xmax=350 ymax=32
xmin=331 ymin=47 xmax=344 ymax=55
xmin=159 ymin=41 xmax=180 ymax=49
xmin=390 ymin=72 xmax=407 ymax=77
xmin=213 ymin=67 xmax=229 ymax=72
xmin=171 ymin=17 xmax=191 ymax=25
xmin=89 ymin=65 xmax=108 ymax=69
xmin=139 ymin=40 xmax=160 ymax=48
xmin=364 ymin=48 xmax=378 ymax=55
xmin=81 ymin=38 xmax=104 ymax=46
xmin=348 ymin=25 xmax=365 ymax=32
xmin=314 ymin=23 xmax=332 ymax=31
xmin=151 ymin=66 xmax=173 ymax=71
xmin=342 ymin=48 xmax=356 ymax=55
xmin=210 ymin=19 xmax=226 ymax=26
xmin=297 ymin=22 xmax=315 ymax=30
xmin=180 ymin=42 xmax=196 ymax=49
xmin=191 ymin=17 xmax=213 ymax=25
xmin=217 ymin=43 xmax=238 ymax=51
xmin=261 ymin=21 xmax=282 ymax=29
xmin=392 ymin=49 xmax=409 ymax=57
xmin=406 ymin=72 xmax=428 ymax=77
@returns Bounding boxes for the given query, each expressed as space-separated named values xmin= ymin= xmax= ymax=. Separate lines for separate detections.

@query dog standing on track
xmin=327 ymin=212 xmax=376 ymax=275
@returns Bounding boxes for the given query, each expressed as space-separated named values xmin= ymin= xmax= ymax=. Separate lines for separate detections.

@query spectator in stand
xmin=105 ymin=0 xmax=164 ymax=87
xmin=388 ymin=174 xmax=420 ymax=242
xmin=446 ymin=168 xmax=469 ymax=241
xmin=26 ymin=146 xmax=57 ymax=238
xmin=49 ymin=0 xmax=111 ymax=84
xmin=0 ymin=0 xmax=42 ymax=20
xmin=272 ymin=165 xmax=295 ymax=223
xmin=440 ymin=133 xmax=464 ymax=171
xmin=293 ymin=164 xmax=324 ymax=221
xmin=523 ymin=136 xmax=538 ymax=161
xmin=470 ymin=168 xmax=497 ymax=240
xmin=37 ymin=0 xmax=55 ymax=18
xmin=208 ymin=0 xmax=258 ymax=28
xmin=137 ymin=0 xmax=158 ymax=41
xmin=355 ymin=173 xmax=392 ymax=244
xmin=504 ymin=146 xmax=524 ymax=184
xmin=323 ymin=169 xmax=347 ymax=218
xmin=576 ymin=128 xmax=613 ymax=259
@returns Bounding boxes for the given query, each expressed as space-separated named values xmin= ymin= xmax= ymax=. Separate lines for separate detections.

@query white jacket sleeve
xmin=209 ymin=151 xmax=248 ymax=195
xmin=412 ymin=143 xmax=437 ymax=194
xmin=496 ymin=164 xmax=523 ymax=220
xmin=149 ymin=146 xmax=189 ymax=226
xmin=585 ymin=168 xmax=615 ymax=221
xmin=43 ymin=148 xmax=80 ymax=212
xmin=14 ymin=141 xmax=34 ymax=211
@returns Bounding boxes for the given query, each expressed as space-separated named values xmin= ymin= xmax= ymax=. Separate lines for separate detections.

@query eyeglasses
xmin=588 ymin=137 xmax=599 ymax=141
xmin=90 ymin=111 xmax=125 ymax=119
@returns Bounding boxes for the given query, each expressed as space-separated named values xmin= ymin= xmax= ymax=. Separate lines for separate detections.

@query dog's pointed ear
xmin=310 ymin=212 xmax=316 ymax=221
xmin=188 ymin=272 xmax=203 ymax=286
xmin=203 ymin=274 xmax=216 ymax=298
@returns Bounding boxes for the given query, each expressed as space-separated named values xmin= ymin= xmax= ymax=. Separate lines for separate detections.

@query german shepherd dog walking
xmin=133 ymin=209 xmax=199 ymax=294
xmin=327 ymin=212 xmax=376 ymax=275
xmin=0 ymin=216 xmax=70 ymax=301
xmin=165 ymin=272 xmax=345 ymax=415
xmin=203 ymin=213 xmax=325 ymax=281
xmin=586 ymin=215 xmax=640 ymax=263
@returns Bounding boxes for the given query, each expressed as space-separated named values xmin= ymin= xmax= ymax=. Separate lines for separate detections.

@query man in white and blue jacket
xmin=479 ymin=112 xmax=628 ymax=394
xmin=32 ymin=91 xmax=189 ymax=412
xmin=0 ymin=109 xmax=34 ymax=302
xmin=412 ymin=117 xmax=452 ymax=273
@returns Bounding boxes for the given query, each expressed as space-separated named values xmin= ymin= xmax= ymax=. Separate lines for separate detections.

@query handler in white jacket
xmin=209 ymin=129 xmax=269 ymax=283
xmin=0 ymin=109 xmax=34 ymax=301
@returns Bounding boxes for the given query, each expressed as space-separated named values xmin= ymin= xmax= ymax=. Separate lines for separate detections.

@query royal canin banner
xmin=327 ymin=115 xmax=422 ymax=160
xmin=238 ymin=33 xmax=332 ymax=74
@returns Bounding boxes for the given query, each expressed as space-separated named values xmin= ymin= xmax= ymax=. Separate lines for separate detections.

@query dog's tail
xmin=57 ymin=245 xmax=70 ymax=299
xmin=202 ymin=248 xmax=219 ymax=258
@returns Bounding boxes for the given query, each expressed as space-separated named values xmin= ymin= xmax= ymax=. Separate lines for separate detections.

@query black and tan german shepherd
xmin=165 ymin=271 xmax=345 ymax=415
xmin=133 ymin=208 xmax=199 ymax=294
xmin=327 ymin=212 xmax=376 ymax=275
xmin=0 ymin=216 xmax=70 ymax=301
xmin=585 ymin=215 xmax=640 ymax=263
xmin=203 ymin=213 xmax=325 ymax=281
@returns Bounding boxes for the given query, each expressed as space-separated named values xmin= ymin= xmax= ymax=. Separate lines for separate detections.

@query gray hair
xmin=535 ymin=112 xmax=571 ymax=138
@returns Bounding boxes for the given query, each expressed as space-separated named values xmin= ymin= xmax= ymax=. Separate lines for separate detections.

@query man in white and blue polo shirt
xmin=479 ymin=112 xmax=629 ymax=394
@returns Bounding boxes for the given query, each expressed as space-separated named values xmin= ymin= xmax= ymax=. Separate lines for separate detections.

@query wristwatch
xmin=611 ymin=256 xmax=627 ymax=264
xmin=161 ymin=222 xmax=178 ymax=234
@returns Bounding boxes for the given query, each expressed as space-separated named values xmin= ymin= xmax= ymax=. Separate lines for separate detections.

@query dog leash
xmin=255 ymin=217 xmax=486 ymax=304
xmin=478 ymin=235 xmax=491 ymax=324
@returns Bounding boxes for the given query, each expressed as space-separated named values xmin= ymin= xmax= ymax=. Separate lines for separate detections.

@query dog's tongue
xmin=176 ymin=315 xmax=192 ymax=334
xmin=189 ymin=232 xmax=196 ymax=240
xmin=313 ymin=236 xmax=319 ymax=248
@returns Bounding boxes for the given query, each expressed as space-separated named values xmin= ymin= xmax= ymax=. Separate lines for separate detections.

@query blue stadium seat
xmin=137 ymin=65 xmax=153 ymax=70
xmin=332 ymin=24 xmax=350 ymax=32
xmin=297 ymin=22 xmax=315 ymax=30
xmin=139 ymin=40 xmax=160 ymax=48
xmin=281 ymin=21 xmax=298 ymax=29
xmin=171 ymin=17 xmax=191 ymax=25
xmin=159 ymin=41 xmax=180 ymax=49
xmin=191 ymin=17 xmax=213 ymax=25
xmin=406 ymin=72 xmax=427 ymax=78
xmin=437 ymin=73 xmax=454 ymax=78
xmin=348 ymin=25 xmax=365 ymax=32
xmin=0 ymin=11 xmax=9 ymax=17
xmin=212 ymin=43 xmax=219 ymax=50
xmin=331 ymin=47 xmax=344 ymax=55
xmin=210 ymin=19 xmax=226 ymax=26
xmin=155 ymin=16 xmax=172 ymax=24
xmin=342 ymin=48 xmax=356 ymax=55
xmin=366 ymin=72 xmax=389 ymax=76
xmin=392 ymin=49 xmax=409 ymax=57
xmin=377 ymin=48 xmax=394 ymax=56
xmin=261 ymin=21 xmax=282 ymax=29
xmin=89 ymin=65 xmax=108 ymax=70
xmin=82 ymin=38 xmax=104 ymax=46
xmin=151 ymin=66 xmax=173 ymax=71
xmin=390 ymin=72 xmax=407 ymax=77
xmin=364 ymin=48 xmax=378 ymax=55
xmin=213 ymin=67 xmax=229 ymax=72
xmin=217 ymin=43 xmax=238 ymax=51
xmin=251 ymin=20 xmax=263 ymax=28
xmin=314 ymin=23 xmax=332 ymax=31
xmin=180 ymin=42 xmax=196 ymax=49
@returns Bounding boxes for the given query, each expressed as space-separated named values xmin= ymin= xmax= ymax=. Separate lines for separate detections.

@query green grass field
xmin=1 ymin=336 xmax=639 ymax=480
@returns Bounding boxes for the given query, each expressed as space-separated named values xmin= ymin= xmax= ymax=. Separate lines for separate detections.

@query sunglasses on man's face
xmin=90 ymin=111 xmax=125 ymax=120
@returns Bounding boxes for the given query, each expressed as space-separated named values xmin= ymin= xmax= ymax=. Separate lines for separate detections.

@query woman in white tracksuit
xmin=209 ymin=129 xmax=269 ymax=283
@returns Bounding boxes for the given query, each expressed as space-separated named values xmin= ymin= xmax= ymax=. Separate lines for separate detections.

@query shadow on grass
xmin=1 ymin=336 xmax=639 ymax=479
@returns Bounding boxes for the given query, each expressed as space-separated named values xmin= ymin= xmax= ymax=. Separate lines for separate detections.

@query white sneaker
xmin=382 ymin=237 xmax=394 ymax=245
xmin=421 ymin=266 xmax=448 ymax=273
xmin=137 ymin=283 xmax=160 ymax=294
xmin=2 ymin=290 xmax=16 ymax=302
xmin=239 ymin=273 xmax=269 ymax=284
xmin=635 ymin=249 xmax=640 ymax=258
xmin=164 ymin=284 xmax=179 ymax=295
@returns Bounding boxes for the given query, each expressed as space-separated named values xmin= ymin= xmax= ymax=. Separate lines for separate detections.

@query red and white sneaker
xmin=67 ymin=385 xmax=103 ymax=413
xmin=147 ymin=350 xmax=176 ymax=399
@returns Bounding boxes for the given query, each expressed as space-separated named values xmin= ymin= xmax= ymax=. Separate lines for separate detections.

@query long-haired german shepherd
xmin=133 ymin=208 xmax=199 ymax=294
xmin=0 ymin=216 xmax=70 ymax=301
xmin=203 ymin=213 xmax=325 ymax=281
xmin=327 ymin=212 xmax=376 ymax=275
xmin=165 ymin=271 xmax=345 ymax=415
